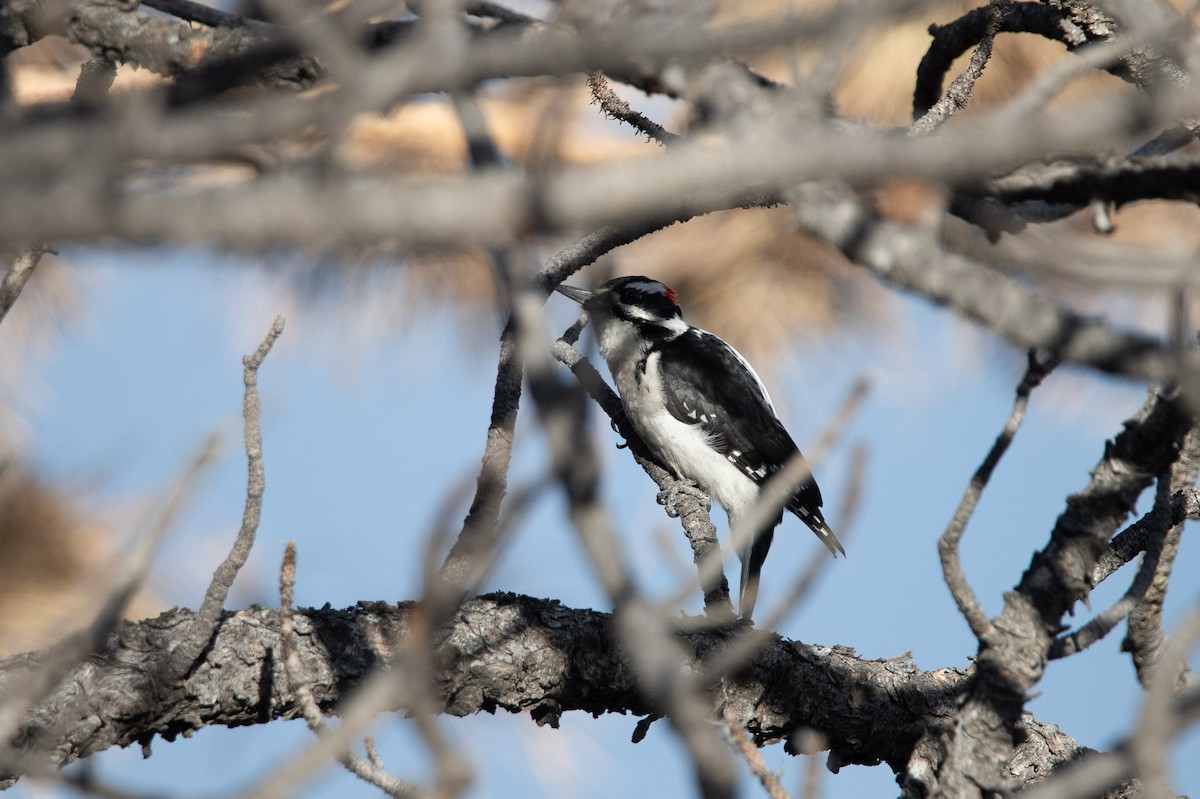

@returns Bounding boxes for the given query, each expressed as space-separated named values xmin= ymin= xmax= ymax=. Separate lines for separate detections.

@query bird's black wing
xmin=655 ymin=330 xmax=844 ymax=558
xmin=655 ymin=330 xmax=822 ymax=509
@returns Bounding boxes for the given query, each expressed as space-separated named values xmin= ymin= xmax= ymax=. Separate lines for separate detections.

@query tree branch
xmin=1093 ymin=487 xmax=1200 ymax=585
xmin=790 ymin=184 xmax=1196 ymax=386
xmin=939 ymin=352 xmax=1057 ymax=643
xmin=1051 ymin=485 xmax=1200 ymax=659
xmin=913 ymin=2 xmax=1089 ymax=120
xmin=0 ymin=594 xmax=1083 ymax=788
xmin=902 ymin=386 xmax=1195 ymax=798
xmin=1123 ymin=425 xmax=1200 ymax=685
xmin=587 ymin=71 xmax=679 ymax=147
xmin=170 ymin=316 xmax=284 ymax=674
xmin=910 ymin=0 xmax=1009 ymax=135
xmin=988 ymin=154 xmax=1200 ymax=208
xmin=0 ymin=245 xmax=48 ymax=326
xmin=277 ymin=543 xmax=425 ymax=799
xmin=1020 ymin=389 xmax=1193 ymax=623
xmin=142 ymin=0 xmax=255 ymax=29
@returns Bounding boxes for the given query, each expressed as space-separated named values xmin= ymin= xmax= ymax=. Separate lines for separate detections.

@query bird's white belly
xmin=619 ymin=357 xmax=760 ymax=517
xmin=637 ymin=409 xmax=761 ymax=514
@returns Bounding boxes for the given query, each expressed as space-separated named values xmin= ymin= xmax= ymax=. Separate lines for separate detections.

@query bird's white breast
xmin=614 ymin=350 xmax=760 ymax=518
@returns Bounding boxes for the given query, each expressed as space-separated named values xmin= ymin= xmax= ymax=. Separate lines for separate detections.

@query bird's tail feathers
xmin=791 ymin=504 xmax=845 ymax=557
xmin=738 ymin=526 xmax=775 ymax=621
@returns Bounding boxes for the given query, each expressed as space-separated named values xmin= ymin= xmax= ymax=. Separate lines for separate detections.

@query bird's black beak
xmin=555 ymin=284 xmax=594 ymax=305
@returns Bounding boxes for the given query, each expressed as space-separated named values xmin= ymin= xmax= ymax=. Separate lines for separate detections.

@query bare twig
xmin=171 ymin=315 xmax=285 ymax=675
xmin=797 ymin=730 xmax=827 ymax=799
xmin=436 ymin=94 xmax=523 ymax=595
xmin=1051 ymin=528 xmax=1166 ymax=659
xmin=243 ymin=559 xmax=473 ymax=799
xmin=806 ymin=376 xmax=873 ymax=466
xmin=1051 ymin=490 xmax=1191 ymax=660
xmin=364 ymin=737 xmax=384 ymax=770
xmin=234 ymin=653 xmax=423 ymax=799
xmin=587 ymin=71 xmax=679 ymax=146
xmin=1124 ymin=424 xmax=1200 ymax=684
xmin=723 ymin=711 xmax=791 ymax=799
xmin=452 ymin=92 xmax=508 ymax=171
xmin=1132 ymin=607 xmax=1200 ymax=796
xmin=940 ymin=352 xmax=1057 ymax=642
xmin=277 ymin=543 xmax=426 ymax=798
xmin=425 ymin=119 xmax=524 ymax=799
xmin=71 ymin=56 xmax=117 ymax=107
xmin=1019 ymin=387 xmax=1194 ymax=619
xmin=835 ymin=443 xmax=868 ymax=546
xmin=142 ymin=0 xmax=254 ymax=28
xmin=910 ymin=0 xmax=1009 ymax=135
xmin=1093 ymin=487 xmax=1200 ymax=584
xmin=464 ymin=1 xmax=537 ymax=24
xmin=988 ymin=153 xmax=1200 ymax=207
xmin=997 ymin=21 xmax=1186 ymax=123
xmin=791 ymin=183 xmax=1191 ymax=386
xmin=0 ymin=246 xmax=51 ymax=326
xmin=436 ymin=322 xmax=521 ymax=589
xmin=912 ymin=2 xmax=1089 ymax=120
xmin=616 ymin=606 xmax=737 ymax=799
xmin=59 ymin=766 xmax=166 ymax=799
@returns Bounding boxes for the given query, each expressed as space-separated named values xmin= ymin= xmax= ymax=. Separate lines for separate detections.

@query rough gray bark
xmin=920 ymin=389 xmax=1196 ymax=799
xmin=0 ymin=594 xmax=1084 ymax=790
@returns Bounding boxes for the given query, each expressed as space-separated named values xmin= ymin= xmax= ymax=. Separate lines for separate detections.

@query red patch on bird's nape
xmin=664 ymin=286 xmax=678 ymax=305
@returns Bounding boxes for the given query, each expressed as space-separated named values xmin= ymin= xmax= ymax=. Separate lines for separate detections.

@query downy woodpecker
xmin=557 ymin=275 xmax=843 ymax=620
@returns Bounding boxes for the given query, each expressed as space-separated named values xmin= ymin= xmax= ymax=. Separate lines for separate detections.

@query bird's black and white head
xmin=556 ymin=276 xmax=689 ymax=363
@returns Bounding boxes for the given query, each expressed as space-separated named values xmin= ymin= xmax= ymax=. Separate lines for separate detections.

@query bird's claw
xmin=610 ymin=415 xmax=631 ymax=448
xmin=656 ymin=480 xmax=711 ymax=518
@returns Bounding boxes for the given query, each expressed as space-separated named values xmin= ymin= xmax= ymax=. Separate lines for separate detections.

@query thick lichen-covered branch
xmin=0 ymin=594 xmax=1086 ymax=790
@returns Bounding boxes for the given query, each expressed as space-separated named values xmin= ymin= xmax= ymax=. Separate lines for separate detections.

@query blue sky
xmin=6 ymin=249 xmax=1197 ymax=798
